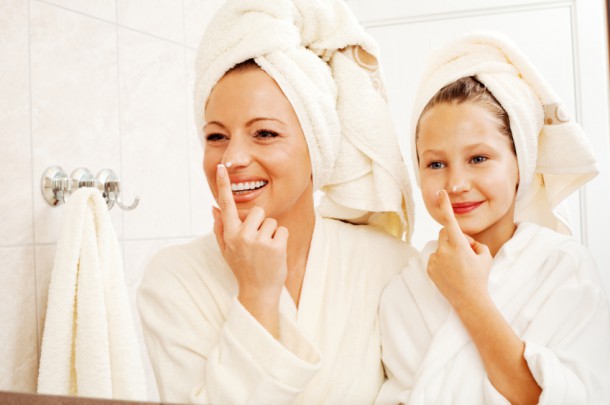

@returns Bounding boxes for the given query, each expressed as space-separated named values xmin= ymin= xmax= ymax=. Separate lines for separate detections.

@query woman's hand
xmin=212 ymin=164 xmax=289 ymax=338
xmin=427 ymin=189 xmax=493 ymax=309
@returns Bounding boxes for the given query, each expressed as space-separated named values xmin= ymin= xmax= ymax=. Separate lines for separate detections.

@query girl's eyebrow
xmin=419 ymin=142 xmax=497 ymax=157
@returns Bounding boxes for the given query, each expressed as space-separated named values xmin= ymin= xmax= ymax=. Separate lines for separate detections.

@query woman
xmin=137 ymin=0 xmax=416 ymax=403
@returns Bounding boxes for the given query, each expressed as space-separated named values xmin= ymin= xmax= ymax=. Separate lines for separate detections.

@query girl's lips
xmin=452 ymin=201 xmax=483 ymax=215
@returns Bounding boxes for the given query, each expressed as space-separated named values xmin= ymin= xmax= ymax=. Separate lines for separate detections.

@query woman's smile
xmin=229 ymin=177 xmax=269 ymax=203
xmin=204 ymin=66 xmax=314 ymax=222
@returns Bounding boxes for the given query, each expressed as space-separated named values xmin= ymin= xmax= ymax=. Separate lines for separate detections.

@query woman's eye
xmin=471 ymin=155 xmax=488 ymax=164
xmin=205 ymin=133 xmax=226 ymax=142
xmin=255 ymin=129 xmax=279 ymax=139
xmin=428 ymin=161 xmax=445 ymax=169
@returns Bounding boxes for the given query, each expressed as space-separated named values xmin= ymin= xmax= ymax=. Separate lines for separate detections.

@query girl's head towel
xmin=193 ymin=0 xmax=414 ymax=240
xmin=411 ymin=31 xmax=597 ymax=234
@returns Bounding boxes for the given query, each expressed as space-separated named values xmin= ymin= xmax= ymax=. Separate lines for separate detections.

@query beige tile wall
xmin=0 ymin=0 xmax=222 ymax=400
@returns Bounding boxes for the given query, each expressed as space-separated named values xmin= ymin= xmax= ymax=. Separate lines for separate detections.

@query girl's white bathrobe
xmin=138 ymin=216 xmax=415 ymax=404
xmin=377 ymin=222 xmax=610 ymax=405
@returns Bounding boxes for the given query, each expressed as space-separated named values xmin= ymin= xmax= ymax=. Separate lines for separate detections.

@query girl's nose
xmin=450 ymin=183 xmax=469 ymax=193
xmin=447 ymin=168 xmax=469 ymax=194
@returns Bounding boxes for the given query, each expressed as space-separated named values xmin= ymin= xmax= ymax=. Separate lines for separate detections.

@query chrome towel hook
xmin=41 ymin=166 xmax=140 ymax=211
xmin=96 ymin=169 xmax=139 ymax=211
xmin=41 ymin=166 xmax=71 ymax=206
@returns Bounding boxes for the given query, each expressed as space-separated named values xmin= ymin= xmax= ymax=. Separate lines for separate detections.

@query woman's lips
xmin=452 ymin=201 xmax=483 ymax=215
xmin=230 ymin=179 xmax=268 ymax=203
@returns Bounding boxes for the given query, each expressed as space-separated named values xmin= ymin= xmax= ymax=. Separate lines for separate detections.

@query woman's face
xmin=203 ymin=66 xmax=313 ymax=223
xmin=416 ymin=101 xmax=519 ymax=245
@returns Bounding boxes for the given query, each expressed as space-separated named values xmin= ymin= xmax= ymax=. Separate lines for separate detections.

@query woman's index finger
xmin=216 ymin=164 xmax=241 ymax=230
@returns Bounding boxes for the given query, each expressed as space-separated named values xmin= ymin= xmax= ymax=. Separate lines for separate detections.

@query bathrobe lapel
xmin=279 ymin=215 xmax=329 ymax=341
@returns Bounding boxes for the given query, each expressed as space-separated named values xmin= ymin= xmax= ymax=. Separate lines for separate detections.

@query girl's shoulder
xmin=512 ymin=222 xmax=601 ymax=284
xmin=516 ymin=222 xmax=592 ymax=259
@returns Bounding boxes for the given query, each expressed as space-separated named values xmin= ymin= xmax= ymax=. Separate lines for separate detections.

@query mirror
xmin=2 ymin=0 xmax=608 ymax=402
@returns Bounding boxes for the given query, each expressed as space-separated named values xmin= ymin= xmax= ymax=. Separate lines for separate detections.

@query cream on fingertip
xmin=217 ymin=163 xmax=227 ymax=178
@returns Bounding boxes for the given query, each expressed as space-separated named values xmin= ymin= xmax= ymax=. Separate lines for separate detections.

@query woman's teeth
xmin=231 ymin=180 xmax=268 ymax=192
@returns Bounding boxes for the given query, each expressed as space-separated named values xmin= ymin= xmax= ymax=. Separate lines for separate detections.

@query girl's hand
xmin=427 ymin=190 xmax=493 ymax=309
xmin=212 ymin=164 xmax=288 ymax=337
xmin=429 ymin=191 xmax=542 ymax=403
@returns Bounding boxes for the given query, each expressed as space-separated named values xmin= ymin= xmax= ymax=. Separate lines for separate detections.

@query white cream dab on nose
xmin=225 ymin=162 xmax=232 ymax=168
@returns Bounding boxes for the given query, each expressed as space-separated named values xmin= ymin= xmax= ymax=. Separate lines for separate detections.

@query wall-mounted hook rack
xmin=41 ymin=166 xmax=139 ymax=211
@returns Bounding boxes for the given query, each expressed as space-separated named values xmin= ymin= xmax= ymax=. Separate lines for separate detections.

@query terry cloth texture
xmin=38 ymin=188 xmax=146 ymax=400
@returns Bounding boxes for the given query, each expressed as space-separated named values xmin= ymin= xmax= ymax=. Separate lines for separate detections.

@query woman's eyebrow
xmin=245 ymin=117 xmax=287 ymax=127
xmin=203 ymin=120 xmax=226 ymax=130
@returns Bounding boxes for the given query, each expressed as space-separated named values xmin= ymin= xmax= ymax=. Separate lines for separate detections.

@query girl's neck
xmin=471 ymin=220 xmax=517 ymax=257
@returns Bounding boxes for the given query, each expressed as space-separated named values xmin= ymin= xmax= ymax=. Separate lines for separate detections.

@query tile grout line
xmin=27 ymin=0 xmax=43 ymax=368
xmin=1 ymin=231 xmax=198 ymax=251
xmin=115 ymin=0 xmax=129 ymax=271
xmin=569 ymin=1 xmax=588 ymax=246
xmin=360 ymin=0 xmax=574 ymax=28
xmin=181 ymin=0 xmax=194 ymax=238
xmin=33 ymin=0 xmax=194 ymax=49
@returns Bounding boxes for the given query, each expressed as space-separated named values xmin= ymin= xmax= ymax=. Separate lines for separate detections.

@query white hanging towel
xmin=38 ymin=187 xmax=146 ymax=400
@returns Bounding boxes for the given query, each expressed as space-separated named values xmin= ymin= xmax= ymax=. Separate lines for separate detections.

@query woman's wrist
xmin=238 ymin=290 xmax=282 ymax=338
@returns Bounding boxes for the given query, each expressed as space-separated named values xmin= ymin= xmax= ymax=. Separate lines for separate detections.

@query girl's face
xmin=203 ymin=67 xmax=313 ymax=223
xmin=417 ymin=101 xmax=519 ymax=246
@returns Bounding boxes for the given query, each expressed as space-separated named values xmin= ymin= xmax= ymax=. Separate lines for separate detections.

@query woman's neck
xmin=276 ymin=203 xmax=316 ymax=308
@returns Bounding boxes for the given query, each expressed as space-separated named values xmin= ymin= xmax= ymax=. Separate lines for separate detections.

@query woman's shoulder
xmin=322 ymin=217 xmax=415 ymax=253
xmin=139 ymin=233 xmax=233 ymax=292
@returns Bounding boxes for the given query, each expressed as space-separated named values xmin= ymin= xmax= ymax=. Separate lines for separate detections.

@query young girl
xmin=377 ymin=32 xmax=610 ymax=405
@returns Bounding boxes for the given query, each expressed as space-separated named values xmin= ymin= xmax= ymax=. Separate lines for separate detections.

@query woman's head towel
xmin=412 ymin=31 xmax=597 ymax=234
xmin=194 ymin=0 xmax=414 ymax=240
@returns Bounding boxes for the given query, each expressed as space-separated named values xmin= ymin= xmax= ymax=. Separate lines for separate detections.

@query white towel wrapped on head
xmin=411 ymin=31 xmax=598 ymax=234
xmin=193 ymin=0 xmax=414 ymax=240
xmin=38 ymin=187 xmax=146 ymax=400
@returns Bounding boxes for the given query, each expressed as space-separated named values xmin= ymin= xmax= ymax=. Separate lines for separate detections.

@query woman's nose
xmin=221 ymin=136 xmax=251 ymax=169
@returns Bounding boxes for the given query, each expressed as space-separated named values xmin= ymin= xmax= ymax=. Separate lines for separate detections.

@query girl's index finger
xmin=437 ymin=189 xmax=467 ymax=246
xmin=216 ymin=164 xmax=241 ymax=230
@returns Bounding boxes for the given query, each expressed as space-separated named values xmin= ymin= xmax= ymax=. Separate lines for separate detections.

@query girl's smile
xmin=451 ymin=201 xmax=484 ymax=215
xmin=417 ymin=101 xmax=519 ymax=253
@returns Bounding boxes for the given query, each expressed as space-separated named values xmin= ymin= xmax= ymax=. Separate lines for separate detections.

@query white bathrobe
xmin=138 ymin=216 xmax=415 ymax=404
xmin=377 ymin=222 xmax=610 ymax=405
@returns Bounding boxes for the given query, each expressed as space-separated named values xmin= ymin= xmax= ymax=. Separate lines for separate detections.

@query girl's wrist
xmin=450 ymin=286 xmax=493 ymax=317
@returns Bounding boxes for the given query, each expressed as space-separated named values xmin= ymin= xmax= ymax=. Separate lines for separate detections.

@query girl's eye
xmin=205 ymin=133 xmax=227 ymax=142
xmin=471 ymin=155 xmax=488 ymax=164
xmin=428 ymin=161 xmax=445 ymax=169
xmin=255 ymin=129 xmax=279 ymax=139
